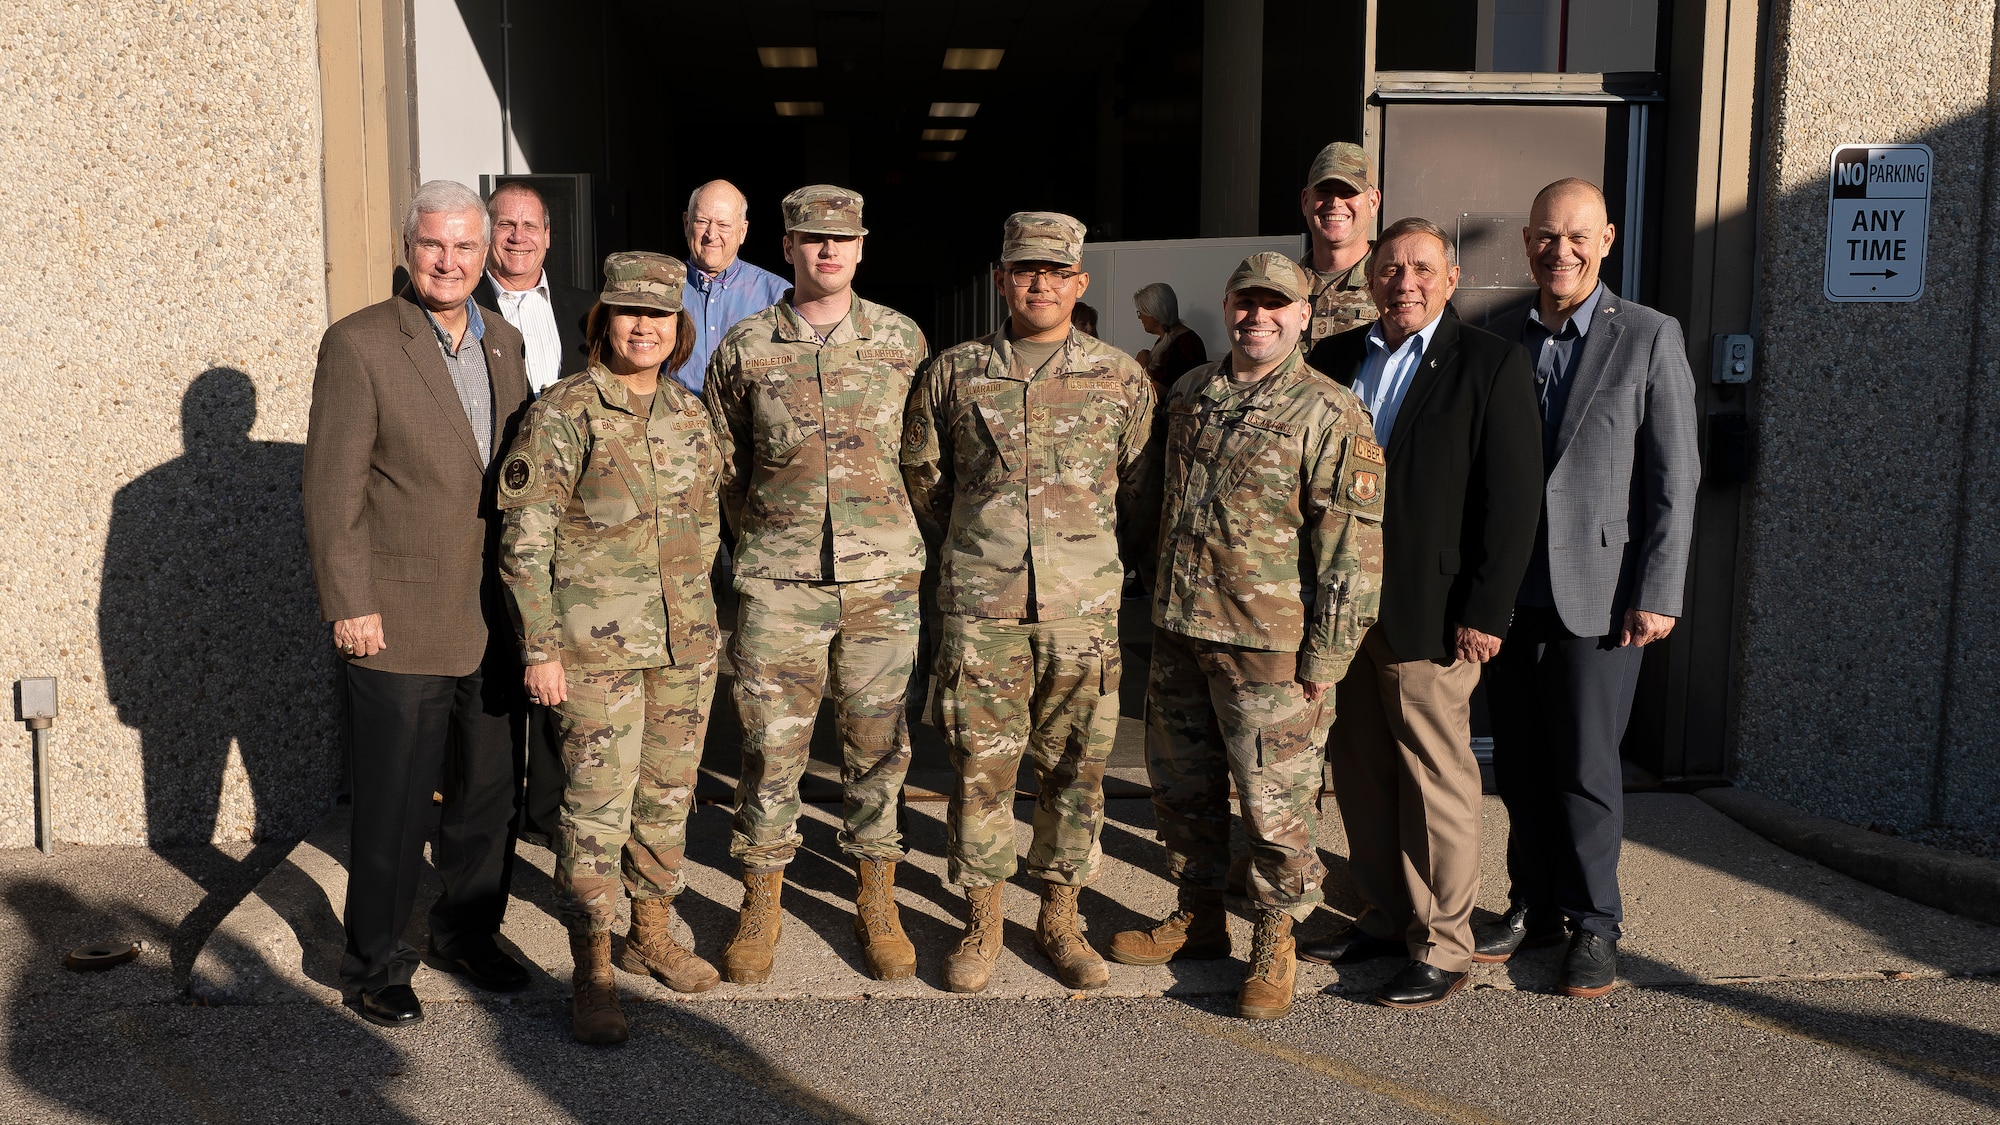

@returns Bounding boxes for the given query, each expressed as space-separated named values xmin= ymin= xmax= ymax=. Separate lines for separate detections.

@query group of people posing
xmin=301 ymin=141 xmax=1698 ymax=1046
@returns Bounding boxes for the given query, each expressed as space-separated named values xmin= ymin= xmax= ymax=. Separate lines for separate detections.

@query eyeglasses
xmin=1005 ymin=267 xmax=1080 ymax=287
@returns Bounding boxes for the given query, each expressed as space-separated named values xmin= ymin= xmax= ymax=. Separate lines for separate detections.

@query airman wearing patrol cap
xmin=701 ymin=184 xmax=931 ymax=987
xmin=1299 ymin=142 xmax=1384 ymax=346
xmin=903 ymin=211 xmax=1161 ymax=994
xmin=496 ymin=250 xmax=725 ymax=1044
xmin=1107 ymin=250 xmax=1385 ymax=1023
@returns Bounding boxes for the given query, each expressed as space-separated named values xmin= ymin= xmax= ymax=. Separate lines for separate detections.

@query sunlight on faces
xmin=605 ymin=306 xmax=677 ymax=376
xmin=1524 ymin=187 xmax=1615 ymax=306
xmin=406 ymin=209 xmax=487 ymax=312
xmin=685 ymin=186 xmax=750 ymax=273
xmin=1368 ymin=232 xmax=1459 ymax=345
xmin=1300 ymin=180 xmax=1380 ymax=254
xmin=1225 ymin=288 xmax=1309 ymax=370
xmin=782 ymin=232 xmax=863 ymax=301
xmin=995 ymin=261 xmax=1089 ymax=338
xmin=487 ymin=189 xmax=550 ymax=288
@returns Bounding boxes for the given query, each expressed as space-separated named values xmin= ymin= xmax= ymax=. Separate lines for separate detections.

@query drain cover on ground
xmin=65 ymin=941 xmax=140 ymax=971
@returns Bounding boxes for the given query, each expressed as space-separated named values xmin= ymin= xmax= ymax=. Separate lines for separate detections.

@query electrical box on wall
xmin=1712 ymin=334 xmax=1754 ymax=384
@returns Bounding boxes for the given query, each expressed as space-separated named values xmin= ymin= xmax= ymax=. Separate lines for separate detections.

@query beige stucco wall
xmin=0 ymin=0 xmax=337 ymax=844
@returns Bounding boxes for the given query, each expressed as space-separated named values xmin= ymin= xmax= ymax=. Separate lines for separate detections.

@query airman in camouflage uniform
xmin=1107 ymin=252 xmax=1385 ymax=1022
xmin=903 ymin=212 xmax=1161 ymax=993
xmin=1299 ymin=142 xmax=1382 ymax=347
xmin=702 ymin=185 xmax=930 ymax=985
xmin=498 ymin=251 xmax=724 ymax=1044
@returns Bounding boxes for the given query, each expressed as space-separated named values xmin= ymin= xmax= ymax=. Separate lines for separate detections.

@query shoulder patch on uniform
xmin=1335 ymin=432 xmax=1386 ymax=514
xmin=498 ymin=451 xmax=540 ymax=506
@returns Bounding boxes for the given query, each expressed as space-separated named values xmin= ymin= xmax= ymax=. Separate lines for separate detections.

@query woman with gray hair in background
xmin=1133 ymin=281 xmax=1207 ymax=390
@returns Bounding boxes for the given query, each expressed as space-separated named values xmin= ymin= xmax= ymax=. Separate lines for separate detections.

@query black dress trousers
xmin=340 ymin=650 xmax=524 ymax=991
xmin=1486 ymin=607 xmax=1643 ymax=940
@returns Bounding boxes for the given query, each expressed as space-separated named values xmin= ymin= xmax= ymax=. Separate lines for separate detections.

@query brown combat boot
xmin=853 ymin=858 xmax=917 ymax=981
xmin=943 ymin=882 xmax=1006 ymax=994
xmin=569 ymin=932 xmax=628 ymax=1046
xmin=1107 ymin=887 xmax=1231 ymax=966
xmin=721 ymin=869 xmax=785 ymax=984
xmin=1035 ymin=882 xmax=1110 ymax=989
xmin=1236 ymin=908 xmax=1298 ymax=1020
xmin=617 ymin=895 xmax=721 ymax=993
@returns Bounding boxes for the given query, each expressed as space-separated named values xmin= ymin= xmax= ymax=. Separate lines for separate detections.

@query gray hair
xmin=1377 ymin=216 xmax=1458 ymax=266
xmin=403 ymin=179 xmax=491 ymax=245
xmin=1133 ymin=282 xmax=1180 ymax=327
xmin=685 ymin=179 xmax=750 ymax=221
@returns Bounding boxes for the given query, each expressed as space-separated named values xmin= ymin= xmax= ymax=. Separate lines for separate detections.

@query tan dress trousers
xmin=1326 ymin=628 xmax=1484 ymax=972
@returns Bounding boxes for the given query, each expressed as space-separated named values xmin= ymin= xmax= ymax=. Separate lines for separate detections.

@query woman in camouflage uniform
xmin=496 ymin=252 xmax=725 ymax=1046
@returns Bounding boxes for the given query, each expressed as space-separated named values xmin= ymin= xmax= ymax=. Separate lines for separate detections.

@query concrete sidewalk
xmin=188 ymin=790 xmax=2000 ymax=1008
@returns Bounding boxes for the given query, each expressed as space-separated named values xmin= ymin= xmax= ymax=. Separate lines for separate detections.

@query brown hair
xmin=585 ymin=302 xmax=697 ymax=376
xmin=1375 ymin=216 xmax=1458 ymax=266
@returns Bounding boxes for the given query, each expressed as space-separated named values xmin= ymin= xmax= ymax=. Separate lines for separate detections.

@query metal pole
xmin=500 ymin=0 xmax=513 ymax=175
xmin=31 ymin=725 xmax=51 ymax=856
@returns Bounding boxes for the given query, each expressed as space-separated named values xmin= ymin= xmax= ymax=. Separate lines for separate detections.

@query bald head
xmin=1523 ymin=178 xmax=1615 ymax=316
xmin=684 ymin=180 xmax=752 ymax=273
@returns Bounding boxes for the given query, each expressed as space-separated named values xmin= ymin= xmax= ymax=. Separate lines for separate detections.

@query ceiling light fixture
xmin=928 ymin=102 xmax=979 ymax=118
xmin=774 ymin=101 xmax=825 ymax=116
xmin=921 ymin=128 xmax=967 ymax=141
xmin=757 ymin=46 xmax=819 ymax=68
xmin=942 ymin=47 xmax=1004 ymax=70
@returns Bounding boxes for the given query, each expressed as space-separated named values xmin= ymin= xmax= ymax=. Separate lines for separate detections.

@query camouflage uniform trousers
xmin=729 ymin=572 xmax=921 ymax=869
xmin=554 ymin=658 xmax=718 ymax=936
xmin=1145 ymin=628 xmax=1335 ymax=921
xmin=933 ymin=614 xmax=1121 ymax=889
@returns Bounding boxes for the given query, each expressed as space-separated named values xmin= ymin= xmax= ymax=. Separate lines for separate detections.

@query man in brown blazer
xmin=303 ymin=179 xmax=533 ymax=1027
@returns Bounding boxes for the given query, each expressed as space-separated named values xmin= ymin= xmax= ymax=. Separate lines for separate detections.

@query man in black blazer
xmin=473 ymin=180 xmax=596 ymax=848
xmin=1470 ymin=180 xmax=1699 ymax=998
xmin=1299 ymin=217 xmax=1543 ymax=1008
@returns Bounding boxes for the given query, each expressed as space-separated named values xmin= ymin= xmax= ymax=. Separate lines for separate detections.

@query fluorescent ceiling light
xmin=757 ymin=46 xmax=819 ymax=67
xmin=774 ymin=101 xmax=824 ymax=116
xmin=921 ymin=128 xmax=967 ymax=141
xmin=929 ymin=101 xmax=979 ymax=117
xmin=943 ymin=47 xmax=1004 ymax=70
xmin=917 ymin=151 xmax=958 ymax=162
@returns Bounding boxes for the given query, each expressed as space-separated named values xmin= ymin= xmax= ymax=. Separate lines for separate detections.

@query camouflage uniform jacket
xmin=703 ymin=296 xmax=930 ymax=582
xmin=1301 ymin=244 xmax=1378 ymax=347
xmin=902 ymin=327 xmax=1161 ymax=620
xmin=1153 ymin=348 xmax=1385 ymax=683
xmin=497 ymin=364 xmax=722 ymax=670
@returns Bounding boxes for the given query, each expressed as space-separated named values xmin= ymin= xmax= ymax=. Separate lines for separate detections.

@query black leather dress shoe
xmin=427 ymin=941 xmax=531 ymax=992
xmin=354 ymin=984 xmax=424 ymax=1027
xmin=1558 ymin=931 xmax=1619 ymax=998
xmin=1470 ymin=902 xmax=1569 ymax=964
xmin=1375 ymin=960 xmax=1469 ymax=1009
xmin=1297 ymin=924 xmax=1404 ymax=966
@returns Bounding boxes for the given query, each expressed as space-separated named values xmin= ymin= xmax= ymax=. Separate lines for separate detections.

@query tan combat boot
xmin=1107 ymin=887 xmax=1231 ymax=965
xmin=721 ymin=869 xmax=785 ymax=984
xmin=617 ymin=895 xmax=721 ymax=993
xmin=569 ymin=932 xmax=628 ymax=1046
xmin=1236 ymin=908 xmax=1298 ymax=1020
xmin=1035 ymin=882 xmax=1110 ymax=990
xmin=853 ymin=858 xmax=917 ymax=981
xmin=943 ymin=881 xmax=1006 ymax=994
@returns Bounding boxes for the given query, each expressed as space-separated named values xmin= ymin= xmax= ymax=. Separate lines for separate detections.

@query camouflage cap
xmin=598 ymin=251 xmax=686 ymax=313
xmin=782 ymin=184 xmax=868 ymax=236
xmin=1225 ymin=252 xmax=1313 ymax=304
xmin=1306 ymin=141 xmax=1374 ymax=192
xmin=1000 ymin=211 xmax=1085 ymax=266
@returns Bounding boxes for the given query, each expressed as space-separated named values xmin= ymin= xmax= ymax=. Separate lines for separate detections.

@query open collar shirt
xmin=422 ymin=297 xmax=494 ymax=463
xmin=486 ymin=269 xmax=564 ymax=395
xmin=1351 ymin=310 xmax=1443 ymax=445
xmin=678 ymin=257 xmax=791 ymax=394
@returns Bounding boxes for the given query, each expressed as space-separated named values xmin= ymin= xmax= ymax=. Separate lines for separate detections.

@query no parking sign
xmin=1824 ymin=143 xmax=1931 ymax=302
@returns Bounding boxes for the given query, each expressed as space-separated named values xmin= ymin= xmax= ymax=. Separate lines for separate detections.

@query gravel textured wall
xmin=0 ymin=1 xmax=337 ymax=845
xmin=1737 ymin=0 xmax=2000 ymax=830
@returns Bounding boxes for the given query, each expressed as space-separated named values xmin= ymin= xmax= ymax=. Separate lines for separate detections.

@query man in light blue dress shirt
xmin=678 ymin=180 xmax=790 ymax=392
xmin=1351 ymin=305 xmax=1446 ymax=445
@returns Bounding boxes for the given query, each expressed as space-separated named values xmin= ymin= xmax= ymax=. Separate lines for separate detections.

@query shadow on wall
xmin=98 ymin=367 xmax=339 ymax=848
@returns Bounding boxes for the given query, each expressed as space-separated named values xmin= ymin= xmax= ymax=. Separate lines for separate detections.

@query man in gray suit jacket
xmin=1473 ymin=179 xmax=1699 ymax=997
xmin=303 ymin=180 xmax=534 ymax=1026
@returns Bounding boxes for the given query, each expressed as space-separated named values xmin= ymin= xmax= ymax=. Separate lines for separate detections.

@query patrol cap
xmin=1224 ymin=252 xmax=1313 ymax=304
xmin=598 ymin=251 xmax=686 ymax=313
xmin=1000 ymin=211 xmax=1085 ymax=266
xmin=782 ymin=184 xmax=868 ymax=236
xmin=1306 ymin=141 xmax=1374 ymax=192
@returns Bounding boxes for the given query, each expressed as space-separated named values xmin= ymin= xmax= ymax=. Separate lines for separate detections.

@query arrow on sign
xmin=1850 ymin=269 xmax=1899 ymax=278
